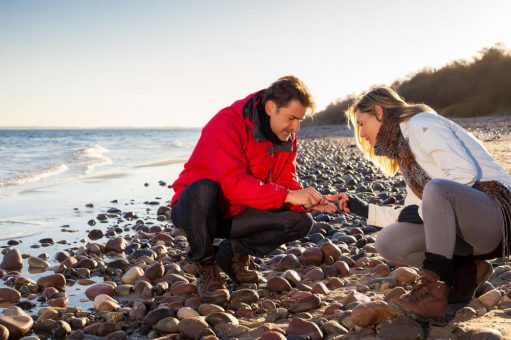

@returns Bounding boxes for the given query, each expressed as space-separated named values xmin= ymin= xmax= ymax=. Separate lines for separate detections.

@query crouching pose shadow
xmin=334 ymin=87 xmax=511 ymax=325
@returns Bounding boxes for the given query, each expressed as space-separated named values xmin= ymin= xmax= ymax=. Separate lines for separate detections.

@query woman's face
xmin=355 ymin=109 xmax=383 ymax=146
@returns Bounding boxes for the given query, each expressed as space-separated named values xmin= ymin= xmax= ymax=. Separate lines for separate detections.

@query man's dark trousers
xmin=171 ymin=179 xmax=313 ymax=262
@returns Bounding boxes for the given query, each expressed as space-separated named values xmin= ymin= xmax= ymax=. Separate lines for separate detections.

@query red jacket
xmin=171 ymin=91 xmax=304 ymax=218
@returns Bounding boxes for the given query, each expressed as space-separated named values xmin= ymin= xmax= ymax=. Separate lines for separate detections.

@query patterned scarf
xmin=374 ymin=115 xmax=511 ymax=259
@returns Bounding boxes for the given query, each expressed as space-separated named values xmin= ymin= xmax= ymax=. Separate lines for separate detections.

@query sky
xmin=1 ymin=0 xmax=510 ymax=128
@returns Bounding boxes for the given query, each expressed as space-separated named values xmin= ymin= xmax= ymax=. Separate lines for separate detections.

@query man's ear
xmin=265 ymin=100 xmax=276 ymax=116
xmin=374 ymin=105 xmax=384 ymax=121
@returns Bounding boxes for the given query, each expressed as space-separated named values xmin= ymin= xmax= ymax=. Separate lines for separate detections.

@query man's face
xmin=266 ymin=99 xmax=307 ymax=142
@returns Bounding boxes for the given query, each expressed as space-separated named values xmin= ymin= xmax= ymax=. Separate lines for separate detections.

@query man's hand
xmin=285 ymin=187 xmax=323 ymax=209
xmin=308 ymin=196 xmax=338 ymax=213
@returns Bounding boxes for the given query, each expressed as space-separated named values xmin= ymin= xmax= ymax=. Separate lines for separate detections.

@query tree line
xmin=306 ymin=45 xmax=511 ymax=125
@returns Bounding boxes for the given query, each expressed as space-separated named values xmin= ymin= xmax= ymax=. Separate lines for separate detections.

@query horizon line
xmin=0 ymin=126 xmax=203 ymax=130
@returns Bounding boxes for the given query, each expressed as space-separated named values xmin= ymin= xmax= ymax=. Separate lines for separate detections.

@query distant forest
xmin=306 ymin=45 xmax=511 ymax=125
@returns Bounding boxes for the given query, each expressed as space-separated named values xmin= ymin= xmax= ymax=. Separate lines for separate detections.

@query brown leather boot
xmin=232 ymin=253 xmax=261 ymax=283
xmin=450 ymin=258 xmax=493 ymax=303
xmin=393 ymin=270 xmax=449 ymax=325
xmin=195 ymin=259 xmax=230 ymax=304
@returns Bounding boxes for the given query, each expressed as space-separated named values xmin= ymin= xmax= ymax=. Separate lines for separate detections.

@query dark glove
xmin=398 ymin=205 xmax=423 ymax=224
xmin=346 ymin=194 xmax=369 ymax=218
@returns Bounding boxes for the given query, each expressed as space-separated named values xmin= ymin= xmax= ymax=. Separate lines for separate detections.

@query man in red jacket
xmin=170 ymin=76 xmax=336 ymax=303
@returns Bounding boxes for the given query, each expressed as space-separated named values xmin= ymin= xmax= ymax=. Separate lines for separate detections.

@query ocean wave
xmin=0 ymin=164 xmax=69 ymax=187
xmin=73 ymin=144 xmax=112 ymax=174
xmin=169 ymin=139 xmax=185 ymax=147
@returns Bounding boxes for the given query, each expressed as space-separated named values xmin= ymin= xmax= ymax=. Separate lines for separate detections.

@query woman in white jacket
xmin=337 ymin=87 xmax=511 ymax=325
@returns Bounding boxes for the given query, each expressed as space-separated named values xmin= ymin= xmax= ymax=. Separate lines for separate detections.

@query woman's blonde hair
xmin=345 ymin=86 xmax=435 ymax=176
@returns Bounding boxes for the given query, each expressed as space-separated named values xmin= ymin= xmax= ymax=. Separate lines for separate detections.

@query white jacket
xmin=367 ymin=112 xmax=511 ymax=228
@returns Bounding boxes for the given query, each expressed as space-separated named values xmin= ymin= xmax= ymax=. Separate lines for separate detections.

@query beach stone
xmin=37 ymin=273 xmax=66 ymax=290
xmin=71 ymin=317 xmax=90 ymax=329
xmin=145 ymin=262 xmax=164 ymax=281
xmin=384 ymin=286 xmax=407 ymax=302
xmin=52 ymin=320 xmax=71 ymax=338
xmin=104 ymin=330 xmax=127 ymax=340
xmin=86 ymin=322 xmax=118 ymax=336
xmin=153 ymin=317 xmax=179 ymax=333
xmin=205 ymin=312 xmax=239 ymax=327
xmin=320 ymin=242 xmax=342 ymax=260
xmin=311 ymin=282 xmax=330 ymax=295
xmin=0 ymin=325 xmax=7 ymax=340
xmin=170 ymin=282 xmax=197 ymax=295
xmin=115 ymin=284 xmax=134 ymax=296
xmin=266 ymin=308 xmax=288 ymax=322
xmin=259 ymin=299 xmax=277 ymax=312
xmin=275 ymin=254 xmax=301 ymax=271
xmin=76 ymin=258 xmax=97 ymax=270
xmin=267 ymin=276 xmax=292 ymax=292
xmin=323 ymin=303 xmax=343 ymax=316
xmin=0 ymin=249 xmax=23 ymax=270
xmin=0 ymin=315 xmax=33 ymax=339
xmin=372 ymin=263 xmax=391 ymax=276
xmin=334 ymin=261 xmax=350 ymax=277
xmin=300 ymin=247 xmax=324 ymax=266
xmin=377 ymin=317 xmax=424 ymax=339
xmin=0 ymin=287 xmax=21 ymax=303
xmin=478 ymin=289 xmax=502 ymax=307
xmin=48 ymin=296 xmax=69 ymax=308
xmin=454 ymin=307 xmax=477 ymax=322
xmin=88 ymin=229 xmax=104 ymax=240
xmin=281 ymin=269 xmax=301 ymax=285
xmin=198 ymin=303 xmax=224 ymax=316
xmin=287 ymin=317 xmax=323 ymax=340
xmin=28 ymin=257 xmax=49 ymax=269
xmin=121 ymin=266 xmax=144 ymax=284
xmin=230 ymin=289 xmax=259 ymax=305
xmin=390 ymin=267 xmax=419 ymax=284
xmin=178 ymin=316 xmax=210 ymax=339
xmin=38 ymin=307 xmax=59 ymax=321
xmin=134 ymin=280 xmax=153 ymax=298
xmin=344 ymin=290 xmax=372 ymax=305
xmin=85 ymin=283 xmax=115 ymax=300
xmin=106 ymin=259 xmax=130 ymax=273
xmin=466 ymin=328 xmax=503 ymax=339
xmin=289 ymin=294 xmax=321 ymax=313
xmin=93 ymin=294 xmax=119 ymax=312
xmin=351 ymin=301 xmax=393 ymax=327
xmin=105 ymin=237 xmax=126 ymax=253
xmin=144 ymin=307 xmax=176 ymax=326
xmin=303 ymin=267 xmax=324 ymax=281
xmin=323 ymin=320 xmax=349 ymax=336
xmin=41 ymin=287 xmax=59 ymax=299
xmin=3 ymin=306 xmax=28 ymax=317
xmin=177 ymin=307 xmax=200 ymax=319
xmin=129 ymin=301 xmax=147 ymax=320
xmin=260 ymin=331 xmax=286 ymax=340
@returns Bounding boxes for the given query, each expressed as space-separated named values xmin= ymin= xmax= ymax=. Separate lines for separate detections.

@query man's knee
xmin=288 ymin=212 xmax=313 ymax=239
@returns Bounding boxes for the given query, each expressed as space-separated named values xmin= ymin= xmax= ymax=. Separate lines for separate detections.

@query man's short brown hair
xmin=263 ymin=76 xmax=316 ymax=113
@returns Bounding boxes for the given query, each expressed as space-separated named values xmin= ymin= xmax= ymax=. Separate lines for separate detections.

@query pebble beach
xmin=1 ymin=116 xmax=511 ymax=340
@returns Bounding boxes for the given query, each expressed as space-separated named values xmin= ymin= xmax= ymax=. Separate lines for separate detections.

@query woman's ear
xmin=374 ymin=105 xmax=384 ymax=121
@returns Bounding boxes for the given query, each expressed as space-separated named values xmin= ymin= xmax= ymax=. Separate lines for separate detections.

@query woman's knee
xmin=375 ymin=223 xmax=425 ymax=266
xmin=423 ymin=179 xmax=452 ymax=203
